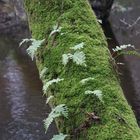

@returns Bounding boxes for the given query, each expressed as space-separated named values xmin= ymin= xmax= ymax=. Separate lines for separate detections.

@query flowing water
xmin=0 ymin=36 xmax=57 ymax=140
xmin=104 ymin=0 xmax=140 ymax=125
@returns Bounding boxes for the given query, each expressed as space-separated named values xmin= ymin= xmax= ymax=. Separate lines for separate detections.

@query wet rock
xmin=0 ymin=0 xmax=29 ymax=39
xmin=89 ymin=0 xmax=114 ymax=21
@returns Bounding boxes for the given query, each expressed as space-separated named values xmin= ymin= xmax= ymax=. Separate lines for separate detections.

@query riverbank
xmin=24 ymin=0 xmax=140 ymax=139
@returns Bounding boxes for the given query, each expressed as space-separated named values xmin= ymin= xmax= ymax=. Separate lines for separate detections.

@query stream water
xmin=0 ymin=36 xmax=57 ymax=140
xmin=104 ymin=0 xmax=140 ymax=125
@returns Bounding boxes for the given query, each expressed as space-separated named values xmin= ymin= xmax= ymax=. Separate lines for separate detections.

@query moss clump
xmin=24 ymin=0 xmax=140 ymax=139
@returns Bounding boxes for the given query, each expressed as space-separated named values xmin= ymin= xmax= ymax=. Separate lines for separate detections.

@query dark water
xmin=0 ymin=37 xmax=57 ymax=140
xmin=104 ymin=0 xmax=140 ymax=125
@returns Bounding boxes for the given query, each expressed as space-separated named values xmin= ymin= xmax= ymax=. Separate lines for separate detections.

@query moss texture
xmin=24 ymin=0 xmax=140 ymax=139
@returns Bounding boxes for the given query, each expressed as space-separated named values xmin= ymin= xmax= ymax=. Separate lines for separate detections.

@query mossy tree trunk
xmin=24 ymin=0 xmax=140 ymax=139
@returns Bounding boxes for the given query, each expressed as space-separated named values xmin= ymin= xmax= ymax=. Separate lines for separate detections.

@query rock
xmin=0 ymin=0 xmax=29 ymax=39
xmin=89 ymin=0 xmax=114 ymax=21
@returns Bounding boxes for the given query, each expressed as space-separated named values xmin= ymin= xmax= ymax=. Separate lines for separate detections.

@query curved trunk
xmin=24 ymin=0 xmax=140 ymax=139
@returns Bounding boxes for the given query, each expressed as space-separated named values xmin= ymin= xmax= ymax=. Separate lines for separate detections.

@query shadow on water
xmin=102 ymin=0 xmax=140 ymax=125
xmin=0 ymin=37 xmax=57 ymax=139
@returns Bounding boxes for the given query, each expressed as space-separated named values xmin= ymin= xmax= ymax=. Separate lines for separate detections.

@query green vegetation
xmin=24 ymin=0 xmax=140 ymax=139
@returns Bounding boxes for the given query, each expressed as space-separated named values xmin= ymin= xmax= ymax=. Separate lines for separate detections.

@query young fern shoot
xmin=70 ymin=42 xmax=85 ymax=50
xmin=46 ymin=95 xmax=54 ymax=104
xmin=80 ymin=77 xmax=95 ymax=84
xmin=43 ymin=78 xmax=64 ymax=94
xmin=51 ymin=133 xmax=68 ymax=140
xmin=85 ymin=90 xmax=103 ymax=103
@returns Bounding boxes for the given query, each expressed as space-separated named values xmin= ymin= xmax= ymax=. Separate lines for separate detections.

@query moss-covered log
xmin=24 ymin=0 xmax=140 ymax=139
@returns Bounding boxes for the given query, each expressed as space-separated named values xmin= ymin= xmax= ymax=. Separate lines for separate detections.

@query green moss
xmin=24 ymin=0 xmax=140 ymax=139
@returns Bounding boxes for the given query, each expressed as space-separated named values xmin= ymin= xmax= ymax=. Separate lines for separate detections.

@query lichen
xmin=24 ymin=0 xmax=140 ymax=139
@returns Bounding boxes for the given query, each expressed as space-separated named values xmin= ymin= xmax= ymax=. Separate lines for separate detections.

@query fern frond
xmin=26 ymin=39 xmax=45 ymax=60
xmin=112 ymin=44 xmax=135 ymax=52
xmin=46 ymin=96 xmax=54 ymax=104
xmin=73 ymin=51 xmax=86 ymax=66
xmin=44 ymin=104 xmax=68 ymax=132
xmin=62 ymin=53 xmax=73 ymax=66
xmin=80 ymin=77 xmax=95 ymax=84
xmin=62 ymin=51 xmax=86 ymax=66
xmin=85 ymin=90 xmax=103 ymax=103
xmin=43 ymin=78 xmax=64 ymax=94
xmin=19 ymin=38 xmax=36 ymax=47
xmin=40 ymin=67 xmax=48 ymax=80
xmin=19 ymin=38 xmax=45 ymax=60
xmin=51 ymin=133 xmax=68 ymax=140
xmin=70 ymin=42 xmax=84 ymax=50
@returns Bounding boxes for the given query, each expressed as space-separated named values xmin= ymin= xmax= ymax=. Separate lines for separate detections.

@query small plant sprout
xmin=49 ymin=25 xmax=62 ymax=37
xmin=73 ymin=51 xmax=86 ymax=66
xmin=98 ymin=19 xmax=102 ymax=24
xmin=85 ymin=90 xmax=103 ymax=103
xmin=46 ymin=95 xmax=54 ymax=104
xmin=80 ymin=77 xmax=95 ymax=84
xmin=112 ymin=44 xmax=135 ymax=52
xmin=44 ymin=104 xmax=68 ymax=132
xmin=70 ymin=42 xmax=85 ymax=50
xmin=43 ymin=78 xmax=64 ymax=93
xmin=51 ymin=133 xmax=68 ymax=140
xmin=19 ymin=38 xmax=45 ymax=60
xmin=117 ymin=62 xmax=125 ymax=65
xmin=62 ymin=53 xmax=73 ymax=66
xmin=40 ymin=67 xmax=48 ymax=79
xmin=62 ymin=51 xmax=86 ymax=66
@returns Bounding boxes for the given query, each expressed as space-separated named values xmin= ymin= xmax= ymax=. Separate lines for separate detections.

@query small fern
xmin=51 ymin=133 xmax=68 ymax=140
xmin=80 ymin=77 xmax=95 ymax=84
xmin=70 ymin=42 xmax=84 ymax=50
xmin=85 ymin=90 xmax=103 ymax=103
xmin=43 ymin=78 xmax=64 ymax=94
xmin=62 ymin=53 xmax=73 ymax=66
xmin=112 ymin=44 xmax=135 ymax=52
xmin=49 ymin=25 xmax=62 ymax=37
xmin=20 ymin=38 xmax=45 ymax=60
xmin=46 ymin=96 xmax=54 ymax=104
xmin=62 ymin=51 xmax=86 ymax=66
xmin=44 ymin=104 xmax=68 ymax=132
xmin=73 ymin=51 xmax=86 ymax=66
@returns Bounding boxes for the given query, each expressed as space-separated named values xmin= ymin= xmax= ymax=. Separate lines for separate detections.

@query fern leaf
xmin=26 ymin=39 xmax=45 ymax=60
xmin=73 ymin=51 xmax=86 ymax=66
xmin=85 ymin=90 xmax=103 ymax=103
xmin=43 ymin=78 xmax=64 ymax=94
xmin=51 ymin=133 xmax=68 ymax=140
xmin=19 ymin=38 xmax=36 ymax=47
xmin=80 ymin=77 xmax=95 ymax=84
xmin=46 ymin=96 xmax=54 ymax=104
xmin=70 ymin=42 xmax=84 ymax=50
xmin=62 ymin=53 xmax=73 ymax=66
xmin=44 ymin=104 xmax=68 ymax=132
xmin=112 ymin=44 xmax=135 ymax=52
